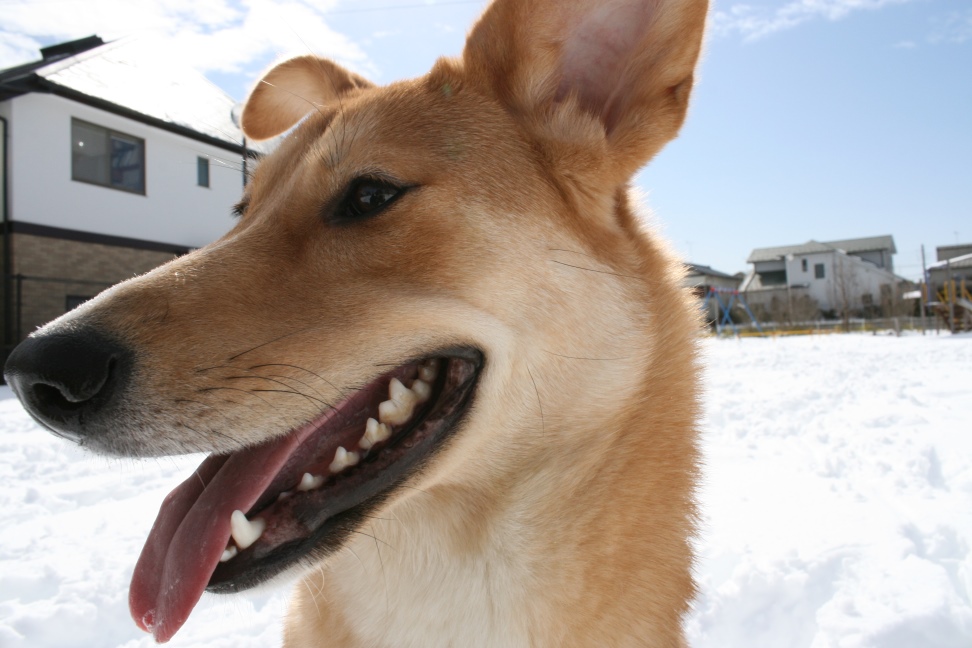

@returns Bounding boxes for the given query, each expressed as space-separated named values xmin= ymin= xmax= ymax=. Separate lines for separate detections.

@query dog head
xmin=5 ymin=0 xmax=707 ymax=642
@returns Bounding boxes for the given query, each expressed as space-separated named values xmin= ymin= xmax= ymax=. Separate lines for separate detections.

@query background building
xmin=741 ymin=235 xmax=909 ymax=321
xmin=684 ymin=263 xmax=743 ymax=297
xmin=928 ymin=244 xmax=972 ymax=288
xmin=684 ymin=263 xmax=745 ymax=325
xmin=926 ymin=244 xmax=972 ymax=332
xmin=0 ymin=36 xmax=251 ymax=357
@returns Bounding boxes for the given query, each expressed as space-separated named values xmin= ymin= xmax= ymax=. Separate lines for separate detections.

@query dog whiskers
xmin=547 ymin=247 xmax=597 ymax=258
xmin=193 ymin=364 xmax=229 ymax=374
xmin=351 ymin=529 xmax=395 ymax=551
xmin=172 ymin=399 xmax=244 ymax=447
xmin=191 ymin=365 xmax=340 ymax=416
xmin=257 ymin=79 xmax=330 ymax=126
xmin=398 ymin=484 xmax=433 ymax=498
xmin=548 ymin=260 xmax=642 ymax=281
xmin=197 ymin=385 xmax=273 ymax=402
xmin=359 ymin=514 xmax=397 ymax=523
xmin=190 ymin=465 xmax=207 ymax=489
xmin=247 ymin=363 xmax=343 ymax=396
xmin=227 ymin=325 xmax=321 ymax=362
xmin=342 ymin=543 xmax=368 ymax=577
xmin=369 ymin=522 xmax=390 ymax=617
xmin=526 ymin=364 xmax=545 ymax=438
xmin=179 ymin=421 xmax=243 ymax=451
xmin=250 ymin=388 xmax=332 ymax=408
xmin=194 ymin=386 xmax=291 ymax=426
xmin=222 ymin=374 xmax=333 ymax=408
xmin=259 ymin=372 xmax=331 ymax=401
xmin=300 ymin=573 xmax=326 ymax=622
xmin=542 ymin=350 xmax=632 ymax=361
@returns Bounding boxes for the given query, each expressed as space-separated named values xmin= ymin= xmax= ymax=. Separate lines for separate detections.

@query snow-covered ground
xmin=1 ymin=333 xmax=970 ymax=647
xmin=690 ymin=333 xmax=972 ymax=647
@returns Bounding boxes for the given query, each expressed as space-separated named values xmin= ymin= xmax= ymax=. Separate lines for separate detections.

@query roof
xmin=0 ymin=35 xmax=249 ymax=154
xmin=747 ymin=235 xmax=896 ymax=263
xmin=0 ymin=36 xmax=106 ymax=83
xmin=936 ymin=243 xmax=972 ymax=262
xmin=826 ymin=235 xmax=897 ymax=255
xmin=928 ymin=252 xmax=972 ymax=271
xmin=685 ymin=263 xmax=739 ymax=281
xmin=747 ymin=240 xmax=835 ymax=263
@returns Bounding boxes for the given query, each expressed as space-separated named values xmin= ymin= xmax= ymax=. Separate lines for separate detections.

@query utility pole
xmin=920 ymin=245 xmax=928 ymax=335
xmin=947 ymin=257 xmax=955 ymax=334
xmin=785 ymin=254 xmax=793 ymax=326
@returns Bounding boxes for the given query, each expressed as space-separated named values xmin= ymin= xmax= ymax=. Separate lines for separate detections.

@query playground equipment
xmin=930 ymin=279 xmax=972 ymax=333
xmin=701 ymin=287 xmax=764 ymax=337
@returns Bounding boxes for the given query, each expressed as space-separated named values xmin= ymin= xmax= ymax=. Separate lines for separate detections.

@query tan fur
xmin=29 ymin=0 xmax=708 ymax=645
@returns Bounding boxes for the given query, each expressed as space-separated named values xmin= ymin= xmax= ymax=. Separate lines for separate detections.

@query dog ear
xmin=240 ymin=56 xmax=374 ymax=141
xmin=463 ymin=0 xmax=707 ymax=180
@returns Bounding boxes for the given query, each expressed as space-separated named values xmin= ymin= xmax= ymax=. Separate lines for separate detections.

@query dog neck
xmin=285 ymin=305 xmax=699 ymax=647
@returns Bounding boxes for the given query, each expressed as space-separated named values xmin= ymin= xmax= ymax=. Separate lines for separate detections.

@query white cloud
xmin=929 ymin=9 xmax=972 ymax=44
xmin=0 ymin=31 xmax=44 ymax=68
xmin=0 ymin=0 xmax=371 ymax=88
xmin=711 ymin=0 xmax=919 ymax=40
xmin=168 ymin=0 xmax=370 ymax=75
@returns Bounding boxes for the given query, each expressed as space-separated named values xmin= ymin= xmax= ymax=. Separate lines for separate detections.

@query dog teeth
xmin=230 ymin=510 xmax=265 ymax=550
xmin=360 ymin=417 xmax=391 ymax=450
xmin=221 ymin=363 xmax=441 ymax=561
xmin=388 ymin=377 xmax=415 ymax=403
xmin=418 ymin=360 xmax=438 ymax=383
xmin=296 ymin=473 xmax=325 ymax=491
xmin=378 ymin=399 xmax=410 ymax=425
xmin=329 ymin=446 xmax=360 ymax=473
xmin=411 ymin=379 xmax=431 ymax=403
xmin=379 ymin=378 xmax=419 ymax=425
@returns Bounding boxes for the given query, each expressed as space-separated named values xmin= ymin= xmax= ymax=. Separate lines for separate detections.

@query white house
xmin=683 ymin=263 xmax=743 ymax=297
xmin=683 ymin=263 xmax=745 ymax=325
xmin=928 ymin=244 xmax=972 ymax=289
xmin=741 ymin=236 xmax=907 ymax=320
xmin=0 ymin=36 xmax=251 ymax=350
xmin=926 ymin=244 xmax=972 ymax=331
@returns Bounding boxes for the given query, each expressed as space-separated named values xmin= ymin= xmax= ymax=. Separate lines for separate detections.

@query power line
xmin=322 ymin=0 xmax=485 ymax=14
xmin=0 ymin=0 xmax=485 ymax=9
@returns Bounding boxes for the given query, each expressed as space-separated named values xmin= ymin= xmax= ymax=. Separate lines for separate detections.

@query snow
xmin=1 ymin=333 xmax=970 ymax=647
xmin=690 ymin=333 xmax=972 ymax=647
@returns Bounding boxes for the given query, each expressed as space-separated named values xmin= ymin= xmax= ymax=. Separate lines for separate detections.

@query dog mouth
xmin=129 ymin=348 xmax=482 ymax=643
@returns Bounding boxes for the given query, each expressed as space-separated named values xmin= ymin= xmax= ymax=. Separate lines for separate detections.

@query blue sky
xmin=2 ymin=0 xmax=969 ymax=280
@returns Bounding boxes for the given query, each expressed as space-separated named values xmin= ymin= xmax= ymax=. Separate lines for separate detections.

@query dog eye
xmin=341 ymin=178 xmax=404 ymax=220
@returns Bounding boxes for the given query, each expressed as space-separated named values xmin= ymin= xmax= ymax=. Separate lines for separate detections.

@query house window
xmin=757 ymin=270 xmax=787 ymax=286
xmin=71 ymin=118 xmax=145 ymax=194
xmin=801 ymin=259 xmax=808 ymax=272
xmin=815 ymin=263 xmax=825 ymax=279
xmin=197 ymin=156 xmax=210 ymax=188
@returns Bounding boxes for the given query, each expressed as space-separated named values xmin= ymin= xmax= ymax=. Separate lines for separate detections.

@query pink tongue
xmin=129 ymin=431 xmax=304 ymax=643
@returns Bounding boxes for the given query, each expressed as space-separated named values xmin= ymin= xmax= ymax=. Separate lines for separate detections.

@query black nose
xmin=4 ymin=329 xmax=130 ymax=442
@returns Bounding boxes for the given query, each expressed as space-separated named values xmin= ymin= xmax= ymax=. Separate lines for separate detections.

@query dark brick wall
xmin=9 ymin=233 xmax=177 ymax=339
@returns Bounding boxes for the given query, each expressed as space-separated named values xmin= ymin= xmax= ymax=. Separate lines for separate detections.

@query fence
xmin=716 ymin=316 xmax=940 ymax=337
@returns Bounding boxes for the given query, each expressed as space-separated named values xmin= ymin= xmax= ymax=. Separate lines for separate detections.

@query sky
xmin=1 ymin=0 xmax=970 ymax=281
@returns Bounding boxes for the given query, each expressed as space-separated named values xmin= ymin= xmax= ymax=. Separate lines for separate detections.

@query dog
xmin=4 ymin=0 xmax=708 ymax=645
